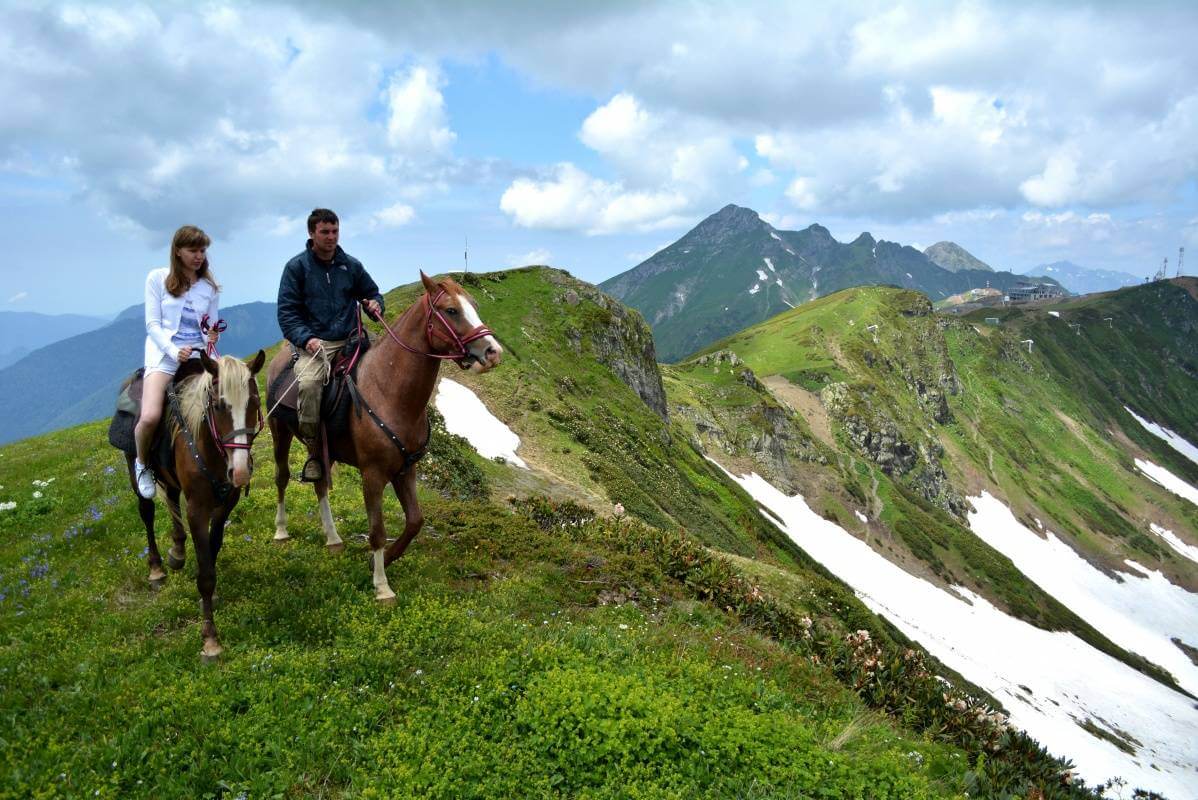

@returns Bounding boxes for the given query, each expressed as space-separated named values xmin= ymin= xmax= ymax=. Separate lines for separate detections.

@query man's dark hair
xmin=307 ymin=208 xmax=339 ymax=233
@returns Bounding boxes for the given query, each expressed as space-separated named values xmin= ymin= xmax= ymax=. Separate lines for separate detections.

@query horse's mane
xmin=173 ymin=356 xmax=253 ymax=440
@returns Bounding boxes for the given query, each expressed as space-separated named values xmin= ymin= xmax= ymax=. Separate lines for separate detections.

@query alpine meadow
xmin=3 ymin=265 xmax=1197 ymax=797
xmin=4 ymin=2 xmax=1198 ymax=799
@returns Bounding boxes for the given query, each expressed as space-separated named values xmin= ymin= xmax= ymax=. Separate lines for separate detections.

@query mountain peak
xmin=852 ymin=232 xmax=876 ymax=246
xmin=923 ymin=241 xmax=993 ymax=273
xmin=682 ymin=204 xmax=767 ymax=242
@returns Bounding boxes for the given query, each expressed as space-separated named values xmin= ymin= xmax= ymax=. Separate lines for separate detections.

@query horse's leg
xmin=188 ymin=502 xmax=222 ymax=661
xmin=362 ymin=469 xmax=395 ymax=603
xmin=271 ymin=417 xmax=292 ymax=542
xmin=128 ymin=453 xmax=166 ymax=587
xmin=384 ymin=468 xmax=424 ymax=567
xmin=165 ymin=486 xmax=186 ymax=570
xmin=316 ymin=472 xmax=343 ymax=553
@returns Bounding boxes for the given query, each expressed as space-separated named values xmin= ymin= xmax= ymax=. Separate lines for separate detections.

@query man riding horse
xmin=276 ymin=207 xmax=383 ymax=481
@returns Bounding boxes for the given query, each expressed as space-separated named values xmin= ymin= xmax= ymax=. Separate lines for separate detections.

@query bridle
xmin=369 ymin=288 xmax=494 ymax=365
xmin=206 ymin=384 xmax=265 ymax=464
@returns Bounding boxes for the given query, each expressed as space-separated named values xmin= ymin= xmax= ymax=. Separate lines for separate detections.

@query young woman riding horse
xmin=267 ymin=272 xmax=502 ymax=602
xmin=128 ymin=350 xmax=266 ymax=661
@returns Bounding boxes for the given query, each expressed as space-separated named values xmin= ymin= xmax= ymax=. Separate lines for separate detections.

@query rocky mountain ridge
xmin=602 ymin=204 xmax=1061 ymax=361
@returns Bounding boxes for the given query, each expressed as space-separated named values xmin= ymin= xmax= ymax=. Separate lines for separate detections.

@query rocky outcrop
xmin=820 ymin=381 xmax=966 ymax=516
xmin=551 ymin=272 xmax=669 ymax=422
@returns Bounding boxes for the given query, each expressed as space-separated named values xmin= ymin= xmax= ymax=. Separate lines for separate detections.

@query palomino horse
xmin=126 ymin=350 xmax=266 ymax=660
xmin=267 ymin=272 xmax=502 ymax=602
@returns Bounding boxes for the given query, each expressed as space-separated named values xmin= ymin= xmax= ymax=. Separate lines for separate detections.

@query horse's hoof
xmin=376 ymin=592 xmax=397 ymax=606
xmin=272 ymin=531 xmax=291 ymax=543
xmin=149 ymin=575 xmax=167 ymax=590
xmin=166 ymin=552 xmax=185 ymax=571
xmin=326 ymin=541 xmax=345 ymax=555
xmin=200 ymin=641 xmax=224 ymax=663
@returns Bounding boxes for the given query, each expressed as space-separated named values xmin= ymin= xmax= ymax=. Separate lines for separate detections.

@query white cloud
xmin=505 ymin=248 xmax=552 ymax=267
xmin=500 ymin=162 xmax=691 ymax=235
xmin=370 ymin=202 xmax=416 ymax=230
xmin=8 ymin=291 xmax=28 ymax=303
xmin=501 ymin=93 xmax=746 ymax=234
xmin=384 ymin=65 xmax=456 ymax=159
xmin=0 ymin=6 xmax=468 ymax=241
xmin=784 ymin=177 xmax=818 ymax=210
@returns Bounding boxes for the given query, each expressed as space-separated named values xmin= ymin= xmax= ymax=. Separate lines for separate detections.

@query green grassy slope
xmin=0 ymin=267 xmax=1123 ymax=799
xmin=675 ymin=283 xmax=1197 ymax=691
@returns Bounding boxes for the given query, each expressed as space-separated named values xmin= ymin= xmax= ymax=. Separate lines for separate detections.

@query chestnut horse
xmin=267 ymin=272 xmax=502 ymax=602
xmin=127 ymin=350 xmax=266 ymax=660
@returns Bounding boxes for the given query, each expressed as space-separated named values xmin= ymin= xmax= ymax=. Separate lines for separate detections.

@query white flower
xmin=0 ymin=501 xmax=15 ymax=512
xmin=32 ymin=491 xmax=43 ymax=499
xmin=618 ymin=623 xmax=629 ymax=630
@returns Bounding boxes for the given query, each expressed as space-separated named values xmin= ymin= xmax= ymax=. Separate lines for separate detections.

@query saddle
xmin=107 ymin=360 xmax=205 ymax=470
xmin=266 ymin=336 xmax=370 ymax=437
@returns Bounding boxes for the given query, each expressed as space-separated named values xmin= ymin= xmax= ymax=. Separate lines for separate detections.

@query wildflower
xmin=618 ymin=623 xmax=629 ymax=630
xmin=0 ymin=501 xmax=15 ymax=512
xmin=32 ymin=491 xmax=43 ymax=499
xmin=88 ymin=506 xmax=102 ymax=521
xmin=104 ymin=466 xmax=116 ymax=475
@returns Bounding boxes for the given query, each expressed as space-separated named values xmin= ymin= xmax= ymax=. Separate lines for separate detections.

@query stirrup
xmin=300 ymin=455 xmax=324 ymax=483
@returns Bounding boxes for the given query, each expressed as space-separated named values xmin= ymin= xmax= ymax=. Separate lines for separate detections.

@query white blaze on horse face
xmin=458 ymin=294 xmax=502 ymax=368
xmin=230 ymin=396 xmax=251 ymax=487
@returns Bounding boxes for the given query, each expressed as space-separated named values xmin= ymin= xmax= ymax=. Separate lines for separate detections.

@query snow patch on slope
xmin=757 ymin=269 xmax=769 ymax=281
xmin=1151 ymin=523 xmax=1198 ymax=564
xmin=714 ymin=464 xmax=1198 ymax=797
xmin=1136 ymin=459 xmax=1198 ymax=507
xmin=1126 ymin=406 xmax=1198 ymax=466
xmin=435 ymin=378 xmax=528 ymax=469
xmin=763 ymin=257 xmax=775 ymax=272
xmin=968 ymin=492 xmax=1198 ymax=697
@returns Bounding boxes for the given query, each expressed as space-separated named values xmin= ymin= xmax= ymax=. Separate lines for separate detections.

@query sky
xmin=2 ymin=0 xmax=1197 ymax=316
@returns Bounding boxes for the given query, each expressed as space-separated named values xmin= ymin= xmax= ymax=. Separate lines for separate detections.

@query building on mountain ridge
xmin=1007 ymin=282 xmax=1065 ymax=303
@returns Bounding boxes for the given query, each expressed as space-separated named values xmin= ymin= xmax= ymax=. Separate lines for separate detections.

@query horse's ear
xmin=200 ymin=350 xmax=219 ymax=376
xmin=420 ymin=270 xmax=439 ymax=295
xmin=247 ymin=349 xmax=266 ymax=375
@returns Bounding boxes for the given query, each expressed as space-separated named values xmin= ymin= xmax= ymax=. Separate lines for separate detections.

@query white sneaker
xmin=134 ymin=459 xmax=156 ymax=499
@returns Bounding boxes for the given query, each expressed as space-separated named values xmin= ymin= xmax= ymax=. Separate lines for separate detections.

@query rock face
xmin=551 ymin=271 xmax=669 ymax=422
xmin=924 ymin=241 xmax=994 ymax=273
xmin=674 ymin=379 xmax=824 ymax=494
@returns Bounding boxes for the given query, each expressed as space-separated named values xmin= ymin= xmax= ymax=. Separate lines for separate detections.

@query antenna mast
xmin=1178 ymin=246 xmax=1184 ymax=278
xmin=464 ymin=235 xmax=469 ymax=275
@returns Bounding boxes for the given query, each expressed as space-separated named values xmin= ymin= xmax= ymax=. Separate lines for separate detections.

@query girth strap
xmin=345 ymin=376 xmax=430 ymax=474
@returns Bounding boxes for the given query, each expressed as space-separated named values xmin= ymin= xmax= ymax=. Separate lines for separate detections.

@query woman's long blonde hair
xmin=165 ymin=225 xmax=221 ymax=297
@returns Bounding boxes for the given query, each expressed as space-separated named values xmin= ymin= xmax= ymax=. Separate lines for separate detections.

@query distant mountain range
xmin=924 ymin=241 xmax=994 ymax=273
xmin=0 ymin=311 xmax=109 ymax=369
xmin=0 ymin=301 xmax=279 ymax=444
xmin=601 ymin=205 xmax=1059 ymax=361
xmin=1023 ymin=261 xmax=1143 ymax=295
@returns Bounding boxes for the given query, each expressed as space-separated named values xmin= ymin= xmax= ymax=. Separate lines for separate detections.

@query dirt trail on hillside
xmin=761 ymin=375 xmax=836 ymax=449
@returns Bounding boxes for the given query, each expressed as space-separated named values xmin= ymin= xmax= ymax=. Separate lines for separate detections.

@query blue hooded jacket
xmin=277 ymin=241 xmax=384 ymax=348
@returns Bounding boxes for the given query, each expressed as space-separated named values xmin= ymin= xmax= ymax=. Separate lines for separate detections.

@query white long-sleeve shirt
xmin=143 ymin=267 xmax=219 ymax=369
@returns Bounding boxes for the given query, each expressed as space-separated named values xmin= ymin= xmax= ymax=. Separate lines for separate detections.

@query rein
xmin=200 ymin=314 xmax=228 ymax=357
xmin=366 ymin=288 xmax=493 ymax=362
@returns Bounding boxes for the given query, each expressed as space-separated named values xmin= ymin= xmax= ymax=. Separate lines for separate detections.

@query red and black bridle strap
xmin=367 ymin=288 xmax=492 ymax=362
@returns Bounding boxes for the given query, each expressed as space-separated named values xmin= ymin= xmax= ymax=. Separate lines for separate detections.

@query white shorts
xmin=146 ymin=350 xmax=201 ymax=376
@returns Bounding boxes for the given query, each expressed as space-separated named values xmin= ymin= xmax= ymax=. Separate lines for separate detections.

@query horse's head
xmin=199 ymin=349 xmax=266 ymax=489
xmin=420 ymin=271 xmax=503 ymax=372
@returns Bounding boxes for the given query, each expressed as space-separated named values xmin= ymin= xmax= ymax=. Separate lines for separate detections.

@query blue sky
xmin=2 ymin=1 xmax=1197 ymax=316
